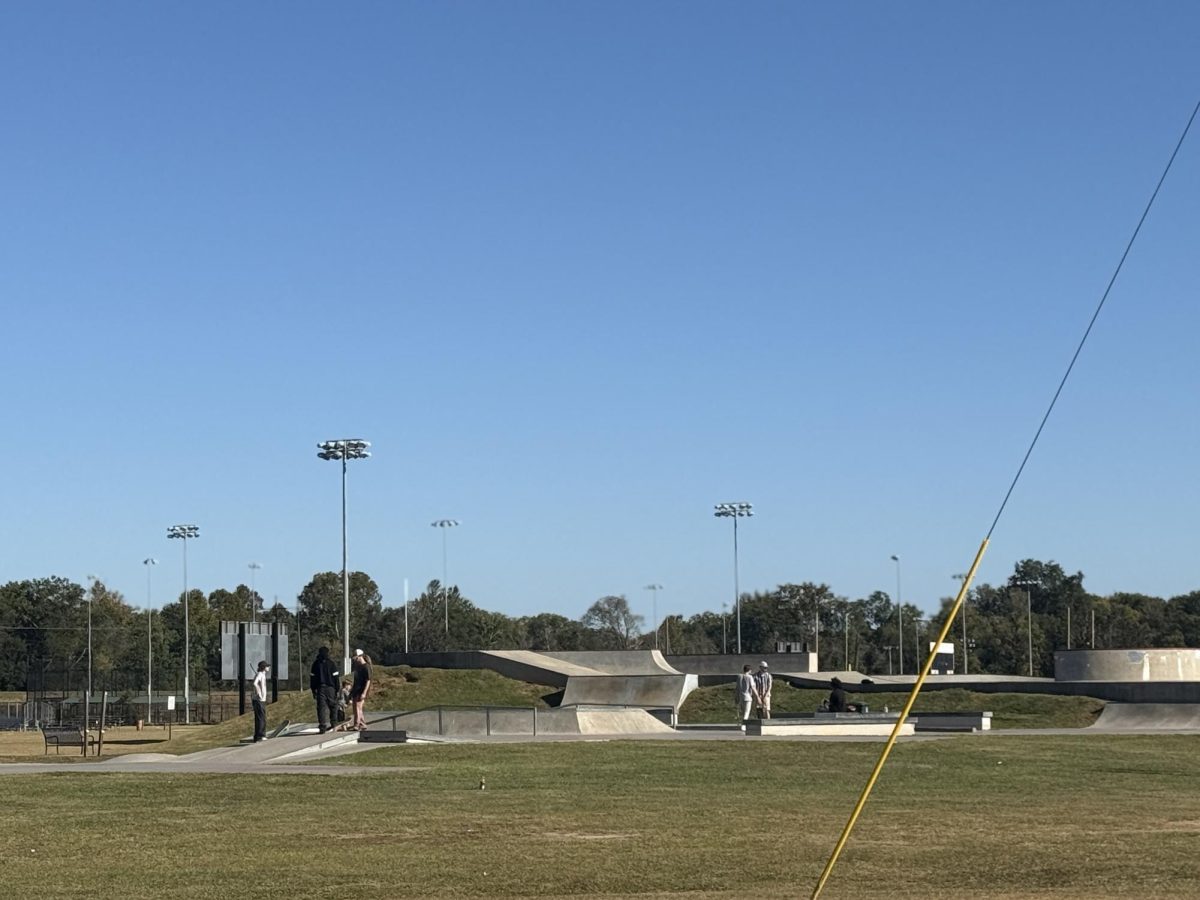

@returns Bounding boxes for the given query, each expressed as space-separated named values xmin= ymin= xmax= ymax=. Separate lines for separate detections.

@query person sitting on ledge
xmin=828 ymin=677 xmax=858 ymax=713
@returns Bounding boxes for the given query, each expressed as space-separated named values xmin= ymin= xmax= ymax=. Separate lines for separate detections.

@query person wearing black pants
xmin=252 ymin=660 xmax=269 ymax=742
xmin=309 ymin=646 xmax=341 ymax=734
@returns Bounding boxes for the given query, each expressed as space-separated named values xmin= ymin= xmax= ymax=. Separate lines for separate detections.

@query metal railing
xmin=368 ymin=704 xmax=541 ymax=737
xmin=367 ymin=702 xmax=679 ymax=736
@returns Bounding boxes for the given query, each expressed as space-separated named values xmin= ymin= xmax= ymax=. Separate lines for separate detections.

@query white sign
xmin=166 ymin=695 xmax=176 ymax=711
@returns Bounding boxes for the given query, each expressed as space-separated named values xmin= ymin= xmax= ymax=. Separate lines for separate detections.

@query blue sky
xmin=2 ymin=3 xmax=1198 ymax=625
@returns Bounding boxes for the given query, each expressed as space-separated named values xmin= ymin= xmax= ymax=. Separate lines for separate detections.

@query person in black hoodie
xmin=828 ymin=677 xmax=858 ymax=713
xmin=310 ymin=646 xmax=341 ymax=734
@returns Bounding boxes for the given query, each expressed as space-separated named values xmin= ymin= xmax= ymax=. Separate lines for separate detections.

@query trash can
xmin=136 ymin=719 xmax=144 ymax=731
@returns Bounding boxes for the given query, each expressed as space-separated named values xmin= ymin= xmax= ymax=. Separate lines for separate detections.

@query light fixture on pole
xmin=952 ymin=573 xmax=968 ymax=675
xmin=890 ymin=555 xmax=903 ymax=676
xmin=318 ymin=439 xmax=371 ymax=676
xmin=644 ymin=584 xmax=663 ymax=650
xmin=431 ymin=519 xmax=460 ymax=638
xmin=714 ymin=502 xmax=753 ymax=654
xmin=143 ymin=558 xmax=157 ymax=723
xmin=167 ymin=524 xmax=199 ymax=724
xmin=247 ymin=562 xmax=262 ymax=622
xmin=85 ymin=574 xmax=99 ymax=698
xmin=1015 ymin=579 xmax=1041 ymax=677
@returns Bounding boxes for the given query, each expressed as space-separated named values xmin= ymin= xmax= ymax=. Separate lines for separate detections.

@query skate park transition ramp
xmin=385 ymin=650 xmax=698 ymax=712
xmin=1088 ymin=702 xmax=1200 ymax=732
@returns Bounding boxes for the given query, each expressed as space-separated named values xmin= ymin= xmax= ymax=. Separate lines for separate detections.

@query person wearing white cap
xmin=350 ymin=649 xmax=373 ymax=731
xmin=754 ymin=661 xmax=773 ymax=719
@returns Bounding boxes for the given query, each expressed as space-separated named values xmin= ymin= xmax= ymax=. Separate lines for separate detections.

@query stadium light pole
xmin=890 ymin=555 xmax=903 ymax=676
xmin=644 ymin=584 xmax=663 ymax=650
xmin=318 ymin=439 xmax=371 ymax=676
xmin=431 ymin=519 xmax=460 ymax=638
xmin=167 ymin=525 xmax=199 ymax=724
xmin=85 ymin=574 xmax=99 ymax=698
xmin=143 ymin=558 xmax=157 ymax=723
xmin=1015 ymin=579 xmax=1041 ymax=677
xmin=247 ymin=562 xmax=262 ymax=622
xmin=714 ymin=502 xmax=753 ymax=654
xmin=953 ymin=573 xmax=969 ymax=675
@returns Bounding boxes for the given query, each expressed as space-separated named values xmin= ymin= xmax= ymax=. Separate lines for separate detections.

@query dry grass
xmin=2 ymin=734 xmax=1199 ymax=898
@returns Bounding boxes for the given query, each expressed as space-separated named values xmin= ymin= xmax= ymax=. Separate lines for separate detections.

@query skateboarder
xmin=350 ymin=649 xmax=373 ymax=731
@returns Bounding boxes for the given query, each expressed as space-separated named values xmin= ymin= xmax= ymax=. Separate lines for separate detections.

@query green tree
xmin=297 ymin=571 xmax=383 ymax=660
xmin=581 ymin=595 xmax=643 ymax=649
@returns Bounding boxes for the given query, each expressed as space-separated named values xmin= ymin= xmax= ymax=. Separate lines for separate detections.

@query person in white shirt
xmin=252 ymin=660 xmax=269 ymax=742
xmin=754 ymin=661 xmax=773 ymax=719
xmin=736 ymin=665 xmax=759 ymax=726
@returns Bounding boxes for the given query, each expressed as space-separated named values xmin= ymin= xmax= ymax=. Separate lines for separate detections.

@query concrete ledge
xmin=746 ymin=717 xmax=915 ymax=737
xmin=358 ymin=730 xmax=408 ymax=744
xmin=912 ymin=711 xmax=991 ymax=732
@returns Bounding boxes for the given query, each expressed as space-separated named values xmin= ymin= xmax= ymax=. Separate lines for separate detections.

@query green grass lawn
xmin=3 ymin=734 xmax=1198 ymax=898
xmin=680 ymin=682 xmax=1106 ymax=728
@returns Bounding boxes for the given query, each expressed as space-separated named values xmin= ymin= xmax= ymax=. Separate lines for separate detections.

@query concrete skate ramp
xmin=560 ymin=673 xmax=698 ymax=710
xmin=543 ymin=650 xmax=681 ymax=675
xmin=481 ymin=650 xmax=604 ymax=687
xmin=1089 ymin=702 xmax=1200 ymax=732
xmin=1057 ymin=648 xmax=1200 ymax=682
xmin=575 ymin=708 xmax=674 ymax=735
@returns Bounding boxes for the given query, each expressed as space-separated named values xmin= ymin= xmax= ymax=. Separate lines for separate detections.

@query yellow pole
xmin=810 ymin=536 xmax=990 ymax=899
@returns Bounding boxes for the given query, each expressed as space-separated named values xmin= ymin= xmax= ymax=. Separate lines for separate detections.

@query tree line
xmin=2 ymin=558 xmax=1200 ymax=693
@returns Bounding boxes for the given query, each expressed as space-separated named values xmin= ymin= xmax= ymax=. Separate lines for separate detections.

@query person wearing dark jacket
xmin=828 ymin=677 xmax=851 ymax=713
xmin=310 ymin=646 xmax=341 ymax=734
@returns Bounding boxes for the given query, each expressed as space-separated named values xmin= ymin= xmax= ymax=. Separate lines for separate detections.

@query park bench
xmin=42 ymin=726 xmax=99 ymax=756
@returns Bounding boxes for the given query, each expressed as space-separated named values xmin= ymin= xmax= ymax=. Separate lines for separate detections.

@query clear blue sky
xmin=3 ymin=4 xmax=1198 ymax=625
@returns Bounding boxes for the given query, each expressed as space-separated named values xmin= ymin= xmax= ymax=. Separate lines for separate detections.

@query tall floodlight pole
xmin=143 ymin=558 xmax=157 ymax=722
xmin=714 ymin=502 xmax=753 ymax=654
xmin=644 ymin=584 xmax=663 ymax=650
xmin=953 ymin=573 xmax=968 ymax=675
xmin=814 ymin=594 xmax=820 ymax=669
xmin=1015 ymin=579 xmax=1040 ymax=677
xmin=890 ymin=555 xmax=903 ymax=676
xmin=721 ymin=602 xmax=728 ymax=654
xmin=167 ymin=525 xmax=199 ymax=724
xmin=318 ymin=439 xmax=371 ymax=676
xmin=85 ymin=574 xmax=99 ymax=697
xmin=248 ymin=562 xmax=262 ymax=622
xmin=431 ymin=520 xmax=460 ymax=638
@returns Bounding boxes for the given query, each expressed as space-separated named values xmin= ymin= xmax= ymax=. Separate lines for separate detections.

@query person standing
xmin=350 ymin=649 xmax=373 ymax=731
xmin=252 ymin=660 xmax=269 ymax=742
xmin=309 ymin=646 xmax=340 ymax=734
xmin=754 ymin=661 xmax=773 ymax=719
xmin=736 ymin=664 xmax=759 ymax=726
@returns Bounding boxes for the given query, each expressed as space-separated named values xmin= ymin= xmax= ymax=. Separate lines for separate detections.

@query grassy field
xmin=680 ymin=682 xmax=1106 ymax=728
xmin=3 ymin=733 xmax=1198 ymax=898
